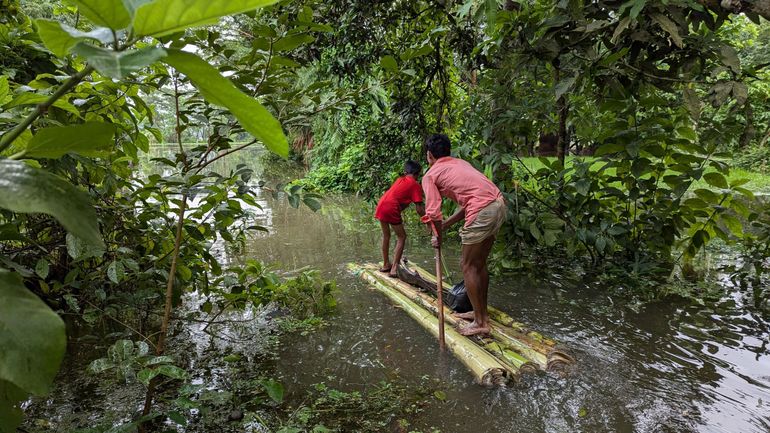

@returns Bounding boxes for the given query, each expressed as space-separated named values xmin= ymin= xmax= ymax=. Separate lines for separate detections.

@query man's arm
xmin=442 ymin=208 xmax=465 ymax=229
xmin=420 ymin=174 xmax=443 ymax=248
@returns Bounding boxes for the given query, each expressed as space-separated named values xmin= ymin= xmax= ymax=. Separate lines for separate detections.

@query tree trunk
xmin=556 ymin=95 xmax=569 ymax=165
xmin=553 ymin=64 xmax=569 ymax=165
xmin=739 ymin=101 xmax=755 ymax=148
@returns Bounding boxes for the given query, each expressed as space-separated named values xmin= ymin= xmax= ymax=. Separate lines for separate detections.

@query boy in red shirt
xmin=375 ymin=160 xmax=425 ymax=277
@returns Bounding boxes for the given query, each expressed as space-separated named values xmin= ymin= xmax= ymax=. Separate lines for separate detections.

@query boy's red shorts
xmin=375 ymin=200 xmax=402 ymax=225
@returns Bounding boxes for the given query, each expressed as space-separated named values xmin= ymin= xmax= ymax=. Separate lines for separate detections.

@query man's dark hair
xmin=404 ymin=160 xmax=421 ymax=176
xmin=425 ymin=134 xmax=451 ymax=158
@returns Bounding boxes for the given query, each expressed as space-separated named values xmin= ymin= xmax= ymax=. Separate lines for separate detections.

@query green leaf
xmin=133 ymin=0 xmax=280 ymax=37
xmin=3 ymin=93 xmax=80 ymax=116
xmin=155 ymin=364 xmax=187 ymax=380
xmin=168 ymin=411 xmax=187 ymax=425
xmin=302 ymin=197 xmax=322 ymax=212
xmin=68 ymin=0 xmax=132 ymax=29
xmin=137 ymin=368 xmax=157 ymax=385
xmin=88 ymin=358 xmax=114 ymax=373
xmin=35 ymin=19 xmax=113 ymax=58
xmin=554 ymin=75 xmax=576 ymax=100
xmin=675 ymin=126 xmax=696 ymax=141
xmin=629 ymin=0 xmax=646 ymax=19
xmin=35 ymin=259 xmax=49 ymax=279
xmin=0 ymin=270 xmax=65 ymax=395
xmin=611 ymin=16 xmax=631 ymax=44
xmin=651 ymin=13 xmax=682 ymax=48
xmin=273 ymin=34 xmax=315 ymax=52
xmin=72 ymin=43 xmax=167 ymax=79
xmin=732 ymin=82 xmax=748 ymax=106
xmin=594 ymin=142 xmax=625 ymax=156
xmin=719 ymin=45 xmax=740 ymax=74
xmin=683 ymin=87 xmax=701 ymax=121
xmin=271 ymin=56 xmax=301 ymax=68
xmin=107 ymin=261 xmax=124 ymax=284
xmin=720 ymin=213 xmax=743 ymax=237
xmin=25 ymin=123 xmax=116 ymax=159
xmin=66 ymin=233 xmax=104 ymax=259
xmin=703 ymin=172 xmax=728 ymax=189
xmin=0 ymin=380 xmax=25 ymax=433
xmin=260 ymin=379 xmax=284 ymax=403
xmin=693 ymin=188 xmax=719 ymax=203
xmin=163 ymin=49 xmax=287 ymax=157
xmin=433 ymin=390 xmax=447 ymax=401
xmin=0 ymin=77 xmax=9 ymax=105
xmin=380 ymin=55 xmax=398 ymax=72
xmin=122 ymin=0 xmax=153 ymax=16
xmin=0 ymin=160 xmax=104 ymax=248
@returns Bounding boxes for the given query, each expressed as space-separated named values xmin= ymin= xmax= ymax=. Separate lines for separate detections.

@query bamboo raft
xmin=348 ymin=261 xmax=574 ymax=386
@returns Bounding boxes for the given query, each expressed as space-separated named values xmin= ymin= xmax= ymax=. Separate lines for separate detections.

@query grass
xmin=513 ymin=156 xmax=770 ymax=193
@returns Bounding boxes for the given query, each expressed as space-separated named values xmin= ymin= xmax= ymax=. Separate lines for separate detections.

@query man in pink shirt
xmin=421 ymin=134 xmax=506 ymax=336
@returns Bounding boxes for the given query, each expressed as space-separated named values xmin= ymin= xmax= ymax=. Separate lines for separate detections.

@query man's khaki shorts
xmin=459 ymin=198 xmax=506 ymax=245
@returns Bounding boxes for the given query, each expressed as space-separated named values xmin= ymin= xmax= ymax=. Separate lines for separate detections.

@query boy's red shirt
xmin=374 ymin=175 xmax=423 ymax=225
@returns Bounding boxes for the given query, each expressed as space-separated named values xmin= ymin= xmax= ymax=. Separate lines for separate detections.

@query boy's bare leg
xmin=389 ymin=224 xmax=407 ymax=278
xmin=458 ymin=235 xmax=496 ymax=336
xmin=379 ymin=221 xmax=391 ymax=272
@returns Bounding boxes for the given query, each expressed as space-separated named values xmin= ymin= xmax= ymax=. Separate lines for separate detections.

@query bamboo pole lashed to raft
xmin=349 ymin=262 xmax=574 ymax=384
xmin=404 ymin=261 xmax=575 ymax=370
xmin=351 ymin=264 xmax=509 ymax=386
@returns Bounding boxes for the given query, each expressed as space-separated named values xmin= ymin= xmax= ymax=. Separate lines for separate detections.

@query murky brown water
xmin=24 ymin=147 xmax=770 ymax=432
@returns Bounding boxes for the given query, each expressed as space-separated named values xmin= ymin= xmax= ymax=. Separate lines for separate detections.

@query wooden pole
xmin=433 ymin=222 xmax=446 ymax=351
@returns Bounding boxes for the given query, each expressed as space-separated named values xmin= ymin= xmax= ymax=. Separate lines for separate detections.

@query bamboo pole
xmin=350 ymin=264 xmax=510 ymax=386
xmin=359 ymin=264 xmax=544 ymax=371
xmin=404 ymin=261 xmax=575 ymax=369
xmin=434 ymin=241 xmax=446 ymax=351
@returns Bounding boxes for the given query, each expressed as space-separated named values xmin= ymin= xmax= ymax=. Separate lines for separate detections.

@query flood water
xmin=24 ymin=147 xmax=770 ymax=432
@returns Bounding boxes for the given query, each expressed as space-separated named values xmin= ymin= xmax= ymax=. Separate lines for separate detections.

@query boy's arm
xmin=414 ymin=202 xmax=425 ymax=217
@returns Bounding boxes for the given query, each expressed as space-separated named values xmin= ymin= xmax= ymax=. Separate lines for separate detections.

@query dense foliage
xmin=293 ymin=0 xmax=770 ymax=296
xmin=0 ymin=0 xmax=339 ymax=430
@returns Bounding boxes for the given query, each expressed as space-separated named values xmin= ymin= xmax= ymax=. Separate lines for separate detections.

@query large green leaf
xmin=0 ymin=160 xmax=104 ymax=248
xmin=71 ymin=43 xmax=167 ymax=79
xmin=651 ymin=13 xmax=682 ymax=48
xmin=703 ymin=172 xmax=728 ymax=189
xmin=0 ymin=270 xmax=65 ymax=395
xmin=163 ymin=49 xmax=288 ymax=157
xmin=3 ymin=93 xmax=80 ymax=116
xmin=35 ymin=19 xmax=113 ymax=58
xmin=0 ymin=380 xmax=25 ymax=433
xmin=68 ymin=0 xmax=132 ymax=29
xmin=273 ymin=34 xmax=315 ymax=52
xmin=25 ymin=123 xmax=116 ymax=159
xmin=133 ymin=0 xmax=280 ymax=37
xmin=122 ymin=0 xmax=153 ymax=16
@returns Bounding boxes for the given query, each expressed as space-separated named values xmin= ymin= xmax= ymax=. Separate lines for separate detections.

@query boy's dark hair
xmin=404 ymin=160 xmax=421 ymax=176
xmin=425 ymin=134 xmax=451 ymax=158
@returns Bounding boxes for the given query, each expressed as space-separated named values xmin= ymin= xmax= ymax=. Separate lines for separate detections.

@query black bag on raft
xmin=445 ymin=280 xmax=472 ymax=313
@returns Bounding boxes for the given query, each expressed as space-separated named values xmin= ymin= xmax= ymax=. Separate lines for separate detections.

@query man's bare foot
xmin=453 ymin=311 xmax=475 ymax=320
xmin=458 ymin=322 xmax=490 ymax=336
xmin=379 ymin=265 xmax=392 ymax=273
xmin=388 ymin=272 xmax=399 ymax=279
